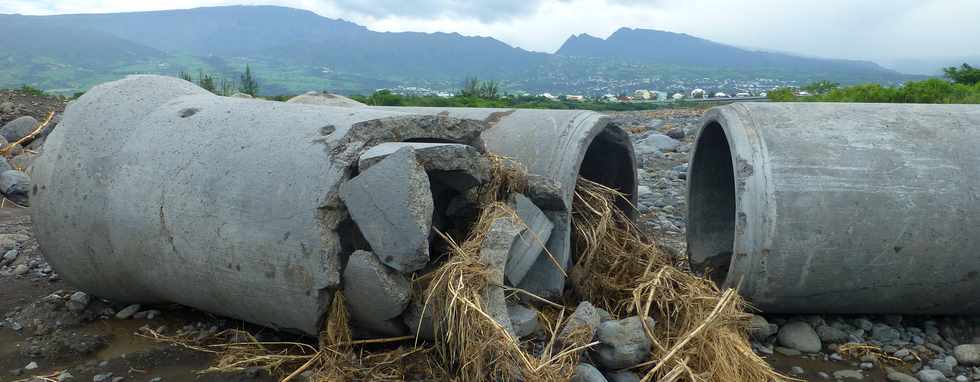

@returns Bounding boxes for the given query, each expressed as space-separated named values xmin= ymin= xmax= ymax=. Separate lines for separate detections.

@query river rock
xmin=777 ymin=321 xmax=821 ymax=353
xmin=594 ymin=316 xmax=655 ymax=369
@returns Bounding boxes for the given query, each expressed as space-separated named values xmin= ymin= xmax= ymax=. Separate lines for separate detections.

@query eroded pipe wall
xmin=687 ymin=102 xmax=980 ymax=314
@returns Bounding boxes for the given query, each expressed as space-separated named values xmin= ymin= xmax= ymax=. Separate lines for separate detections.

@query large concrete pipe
xmin=31 ymin=75 xmax=636 ymax=335
xmin=687 ymin=102 xmax=980 ymax=314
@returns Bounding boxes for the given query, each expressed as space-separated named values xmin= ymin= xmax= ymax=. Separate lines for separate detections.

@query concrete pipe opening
xmin=686 ymin=121 xmax=735 ymax=287
xmin=579 ymin=125 xmax=637 ymax=215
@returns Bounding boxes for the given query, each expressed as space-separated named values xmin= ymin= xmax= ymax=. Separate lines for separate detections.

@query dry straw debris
xmin=138 ymin=153 xmax=786 ymax=382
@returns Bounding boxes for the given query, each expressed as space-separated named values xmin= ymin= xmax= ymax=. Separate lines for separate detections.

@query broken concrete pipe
xmin=31 ymin=75 xmax=637 ymax=336
xmin=687 ymin=102 xmax=980 ymax=315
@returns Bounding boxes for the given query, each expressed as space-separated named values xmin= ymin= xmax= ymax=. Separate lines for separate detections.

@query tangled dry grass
xmin=136 ymin=154 xmax=785 ymax=382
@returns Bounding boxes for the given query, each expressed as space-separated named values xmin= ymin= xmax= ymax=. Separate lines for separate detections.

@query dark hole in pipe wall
xmin=687 ymin=121 xmax=736 ymax=287
xmin=575 ymin=125 xmax=638 ymax=261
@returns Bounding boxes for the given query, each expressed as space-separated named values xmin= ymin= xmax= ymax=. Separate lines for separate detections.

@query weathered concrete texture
xmin=343 ymin=250 xmax=411 ymax=327
xmin=504 ymin=194 xmax=554 ymax=286
xmin=286 ymin=91 xmax=366 ymax=107
xmin=1 ymin=115 xmax=37 ymax=142
xmin=508 ymin=304 xmax=540 ymax=338
xmin=340 ymin=146 xmax=434 ymax=273
xmin=594 ymin=316 xmax=655 ymax=370
xmin=0 ymin=170 xmax=31 ymax=206
xmin=689 ymin=103 xmax=980 ymax=314
xmin=479 ymin=216 xmax=523 ymax=337
xmin=358 ymin=142 xmax=489 ymax=191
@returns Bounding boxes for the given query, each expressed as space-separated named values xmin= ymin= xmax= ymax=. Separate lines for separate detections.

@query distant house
xmin=759 ymin=92 xmax=768 ymax=97
xmin=672 ymin=93 xmax=685 ymax=100
xmin=690 ymin=88 xmax=706 ymax=99
xmin=565 ymin=95 xmax=585 ymax=101
xmin=735 ymin=92 xmax=751 ymax=98
xmin=633 ymin=89 xmax=652 ymax=100
xmin=617 ymin=95 xmax=633 ymax=102
xmin=714 ymin=92 xmax=729 ymax=98
xmin=539 ymin=93 xmax=558 ymax=100
xmin=602 ymin=94 xmax=618 ymax=102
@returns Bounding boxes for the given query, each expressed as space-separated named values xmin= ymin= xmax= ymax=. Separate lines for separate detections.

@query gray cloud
xmin=328 ymin=0 xmax=546 ymax=22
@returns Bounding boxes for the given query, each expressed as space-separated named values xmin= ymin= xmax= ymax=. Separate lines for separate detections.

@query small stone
xmin=860 ymin=362 xmax=874 ymax=369
xmin=67 ymin=291 xmax=90 ymax=312
xmin=115 ymin=304 xmax=141 ymax=319
xmin=605 ymin=371 xmax=641 ymax=382
xmin=148 ymin=377 xmax=162 ymax=382
xmin=954 ymin=344 xmax=980 ymax=366
xmin=817 ymin=324 xmax=850 ymax=343
xmin=560 ymin=301 xmax=601 ymax=342
xmin=572 ymin=363 xmax=608 ymax=382
xmin=886 ymin=371 xmax=918 ymax=382
xmin=13 ymin=263 xmax=28 ymax=275
xmin=508 ymin=305 xmax=540 ymax=338
xmin=58 ymin=371 xmax=75 ymax=381
xmin=748 ymin=314 xmax=777 ymax=341
xmin=832 ymin=369 xmax=863 ymax=380
xmin=93 ymin=373 xmax=113 ymax=382
xmin=2 ymin=249 xmax=16 ymax=263
xmin=790 ymin=366 xmax=805 ymax=375
xmin=916 ymin=369 xmax=949 ymax=382
xmin=777 ymin=321 xmax=822 ymax=353
xmin=665 ymin=127 xmax=685 ymax=140
xmin=931 ymin=356 xmax=958 ymax=377
xmin=594 ymin=316 xmax=655 ymax=369
xmin=1 ymin=116 xmax=37 ymax=142
xmin=775 ymin=346 xmax=802 ymax=356
xmin=872 ymin=324 xmax=902 ymax=343
xmin=955 ymin=375 xmax=968 ymax=382
xmin=24 ymin=361 xmax=38 ymax=370
xmin=818 ymin=371 xmax=831 ymax=379
xmin=111 ymin=377 xmax=125 ymax=382
xmin=0 ymin=170 xmax=31 ymax=206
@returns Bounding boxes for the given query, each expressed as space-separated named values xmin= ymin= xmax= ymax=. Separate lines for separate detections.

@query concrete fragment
xmin=953 ymin=344 xmax=980 ymax=366
xmin=343 ymin=250 xmax=411 ymax=326
xmin=340 ymin=147 xmax=433 ymax=273
xmin=517 ymin=210 xmax=570 ymax=300
xmin=594 ymin=316 xmax=655 ymax=370
xmin=1 ymin=116 xmax=37 ymax=142
xmin=777 ymin=321 xmax=821 ymax=353
xmin=832 ymin=369 xmax=863 ymax=380
xmin=478 ymin=217 xmax=523 ymax=337
xmin=572 ymin=363 xmax=608 ymax=382
xmin=508 ymin=305 xmax=540 ymax=338
xmin=358 ymin=142 xmax=489 ymax=191
xmin=560 ymin=301 xmax=601 ymax=342
xmin=505 ymin=194 xmax=554 ymax=286
xmin=524 ymin=174 xmax=564 ymax=211
xmin=0 ymin=170 xmax=31 ymax=206
xmin=286 ymin=91 xmax=365 ymax=107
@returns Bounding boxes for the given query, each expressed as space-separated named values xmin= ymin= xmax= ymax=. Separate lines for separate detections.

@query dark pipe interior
xmin=687 ymin=121 xmax=736 ymax=286
xmin=578 ymin=126 xmax=637 ymax=215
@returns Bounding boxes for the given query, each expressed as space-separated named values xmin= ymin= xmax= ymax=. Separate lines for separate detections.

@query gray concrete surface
xmin=688 ymin=102 xmax=980 ymax=314
xmin=341 ymin=146 xmax=433 ymax=273
xmin=505 ymin=193 xmax=553 ymax=286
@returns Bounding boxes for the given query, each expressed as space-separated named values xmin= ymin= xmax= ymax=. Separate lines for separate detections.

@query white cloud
xmin=2 ymin=0 xmax=977 ymax=60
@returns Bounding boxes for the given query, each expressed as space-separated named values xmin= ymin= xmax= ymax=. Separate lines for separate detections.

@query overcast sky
xmin=2 ymin=0 xmax=977 ymax=61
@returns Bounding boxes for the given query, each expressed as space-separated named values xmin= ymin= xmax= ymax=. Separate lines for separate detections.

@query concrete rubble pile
xmin=30 ymin=75 xmax=639 ymax=343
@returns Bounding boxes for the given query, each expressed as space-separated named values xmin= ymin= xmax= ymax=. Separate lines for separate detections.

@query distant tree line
xmin=177 ymin=65 xmax=260 ymax=97
xmin=349 ymin=77 xmax=696 ymax=111
xmin=769 ymin=63 xmax=980 ymax=104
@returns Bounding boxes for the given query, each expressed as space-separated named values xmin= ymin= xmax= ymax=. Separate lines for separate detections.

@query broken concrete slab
xmin=505 ymin=194 xmax=554 ymax=286
xmin=358 ymin=142 xmax=489 ymax=191
xmin=479 ymin=216 xmax=523 ymax=337
xmin=517 ymin=210 xmax=570 ymax=301
xmin=343 ymin=250 xmax=412 ymax=326
xmin=340 ymin=147 xmax=433 ymax=273
xmin=508 ymin=305 xmax=540 ymax=338
xmin=524 ymin=174 xmax=564 ymax=211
